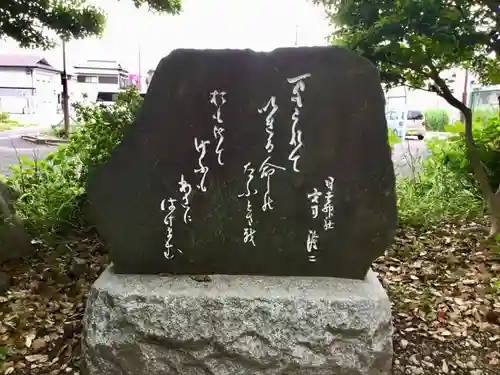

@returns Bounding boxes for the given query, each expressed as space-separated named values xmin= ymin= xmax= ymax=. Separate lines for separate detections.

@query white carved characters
xmin=194 ymin=137 xmax=210 ymax=192
xmin=238 ymin=162 xmax=258 ymax=246
xmin=210 ymin=90 xmax=227 ymax=166
xmin=287 ymin=73 xmax=311 ymax=172
xmin=258 ymin=96 xmax=286 ymax=212
xmin=160 ymin=198 xmax=182 ymax=260
xmin=178 ymin=174 xmax=193 ymax=224
xmin=305 ymin=176 xmax=335 ymax=262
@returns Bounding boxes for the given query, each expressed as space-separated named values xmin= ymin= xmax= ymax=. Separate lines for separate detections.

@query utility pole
xmin=294 ymin=24 xmax=299 ymax=46
xmin=61 ymin=39 xmax=70 ymax=137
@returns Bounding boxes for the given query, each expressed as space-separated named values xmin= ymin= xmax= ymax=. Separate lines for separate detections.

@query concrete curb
xmin=20 ymin=135 xmax=68 ymax=146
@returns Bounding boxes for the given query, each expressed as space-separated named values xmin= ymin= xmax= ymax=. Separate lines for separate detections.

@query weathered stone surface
xmin=0 ymin=181 xmax=33 ymax=264
xmin=87 ymin=46 xmax=397 ymax=278
xmin=81 ymin=266 xmax=393 ymax=375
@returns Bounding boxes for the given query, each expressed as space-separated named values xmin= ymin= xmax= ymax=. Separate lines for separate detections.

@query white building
xmin=73 ymin=59 xmax=131 ymax=99
xmin=0 ymin=54 xmax=61 ymax=116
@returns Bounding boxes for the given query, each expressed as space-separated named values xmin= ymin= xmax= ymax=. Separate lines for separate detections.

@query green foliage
xmin=1 ymin=0 xmax=181 ymax=49
xmin=424 ymin=109 xmax=449 ymax=131
xmin=397 ymin=153 xmax=484 ymax=227
xmin=388 ymin=127 xmax=401 ymax=151
xmin=397 ymin=112 xmax=500 ymax=227
xmin=0 ymin=113 xmax=21 ymax=130
xmin=316 ymin=0 xmax=500 ymax=230
xmin=67 ymin=89 xmax=143 ymax=182
xmin=430 ymin=113 xmax=500 ymax=191
xmin=0 ymin=345 xmax=8 ymax=362
xmin=7 ymin=151 xmax=84 ymax=234
xmin=3 ymin=88 xmax=143 ymax=235
xmin=316 ymin=0 xmax=500 ymax=96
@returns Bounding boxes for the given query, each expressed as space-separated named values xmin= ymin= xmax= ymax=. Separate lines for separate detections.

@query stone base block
xmin=81 ymin=266 xmax=393 ymax=375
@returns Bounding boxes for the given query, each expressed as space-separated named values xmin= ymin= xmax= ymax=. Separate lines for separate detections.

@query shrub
xmin=397 ymin=153 xmax=484 ymax=227
xmin=396 ymin=112 xmax=500 ymax=227
xmin=424 ymin=109 xmax=450 ymax=131
xmin=66 ymin=88 xmax=143 ymax=182
xmin=6 ymin=150 xmax=84 ymax=233
xmin=436 ymin=113 xmax=500 ymax=191
xmin=3 ymin=88 xmax=143 ymax=236
xmin=388 ymin=127 xmax=401 ymax=151
xmin=0 ymin=112 xmax=9 ymax=123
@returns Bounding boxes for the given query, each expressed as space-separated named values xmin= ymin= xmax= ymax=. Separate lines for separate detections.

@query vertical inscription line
xmin=178 ymin=174 xmax=193 ymax=224
xmin=210 ymin=90 xmax=227 ymax=166
xmin=258 ymin=96 xmax=286 ymax=212
xmin=160 ymin=198 xmax=182 ymax=260
xmin=323 ymin=177 xmax=335 ymax=231
xmin=238 ymin=162 xmax=258 ymax=246
xmin=194 ymin=137 xmax=210 ymax=192
xmin=287 ymin=73 xmax=311 ymax=172
xmin=305 ymin=175 xmax=335 ymax=262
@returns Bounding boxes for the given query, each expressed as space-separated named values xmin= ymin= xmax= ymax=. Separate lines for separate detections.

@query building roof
xmin=0 ymin=54 xmax=60 ymax=72
xmin=74 ymin=59 xmax=129 ymax=73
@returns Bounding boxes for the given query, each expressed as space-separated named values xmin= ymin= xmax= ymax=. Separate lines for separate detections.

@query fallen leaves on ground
xmin=0 ymin=230 xmax=107 ymax=375
xmin=0 ymin=222 xmax=499 ymax=374
xmin=374 ymin=221 xmax=500 ymax=375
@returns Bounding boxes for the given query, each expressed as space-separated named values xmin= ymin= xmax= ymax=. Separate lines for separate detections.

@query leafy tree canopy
xmin=316 ymin=0 xmax=500 ymax=105
xmin=315 ymin=0 xmax=500 ymax=234
xmin=0 ymin=0 xmax=182 ymax=49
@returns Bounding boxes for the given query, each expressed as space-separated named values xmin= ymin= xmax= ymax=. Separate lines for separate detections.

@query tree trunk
xmin=429 ymin=70 xmax=500 ymax=236
xmin=462 ymin=108 xmax=500 ymax=236
xmin=490 ymin=196 xmax=500 ymax=236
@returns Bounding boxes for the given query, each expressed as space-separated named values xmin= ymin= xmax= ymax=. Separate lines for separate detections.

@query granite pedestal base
xmin=81 ymin=266 xmax=393 ymax=375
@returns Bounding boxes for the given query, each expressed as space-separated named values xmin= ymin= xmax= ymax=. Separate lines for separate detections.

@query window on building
xmin=471 ymin=90 xmax=500 ymax=112
xmin=96 ymin=91 xmax=118 ymax=102
xmin=0 ymin=88 xmax=35 ymax=96
xmin=77 ymin=75 xmax=98 ymax=83
xmin=98 ymin=75 xmax=118 ymax=84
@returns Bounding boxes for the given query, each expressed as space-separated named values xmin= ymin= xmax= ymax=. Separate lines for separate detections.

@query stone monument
xmin=81 ymin=46 xmax=396 ymax=375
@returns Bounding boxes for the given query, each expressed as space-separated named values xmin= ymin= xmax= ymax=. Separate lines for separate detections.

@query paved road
xmin=0 ymin=127 xmax=57 ymax=177
xmin=392 ymin=132 xmax=450 ymax=178
xmin=0 ymin=128 xmax=450 ymax=179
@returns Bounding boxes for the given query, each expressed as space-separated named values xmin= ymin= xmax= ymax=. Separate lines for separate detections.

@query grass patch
xmin=0 ymin=121 xmax=20 ymax=131
xmin=0 ymin=112 xmax=38 ymax=131
xmin=44 ymin=122 xmax=81 ymax=139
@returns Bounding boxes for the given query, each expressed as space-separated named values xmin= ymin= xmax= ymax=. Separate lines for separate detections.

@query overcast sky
xmin=0 ymin=0 xmax=331 ymax=73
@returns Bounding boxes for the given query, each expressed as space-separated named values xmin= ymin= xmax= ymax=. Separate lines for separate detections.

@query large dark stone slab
xmin=87 ymin=46 xmax=397 ymax=279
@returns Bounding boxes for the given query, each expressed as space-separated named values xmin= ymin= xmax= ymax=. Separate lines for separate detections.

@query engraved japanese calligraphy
xmin=160 ymin=198 xmax=182 ymax=259
xmin=194 ymin=137 xmax=210 ymax=192
xmin=238 ymin=162 xmax=258 ymax=246
xmin=305 ymin=176 xmax=335 ymax=261
xmin=258 ymin=96 xmax=286 ymax=212
xmin=87 ymin=46 xmax=397 ymax=279
xmin=287 ymin=73 xmax=310 ymax=172
xmin=210 ymin=90 xmax=227 ymax=166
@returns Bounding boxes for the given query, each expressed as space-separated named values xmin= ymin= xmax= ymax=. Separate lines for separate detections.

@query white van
xmin=95 ymin=91 xmax=120 ymax=107
xmin=386 ymin=108 xmax=426 ymax=140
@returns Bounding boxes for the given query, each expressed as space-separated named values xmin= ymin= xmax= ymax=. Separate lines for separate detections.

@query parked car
xmin=386 ymin=108 xmax=426 ymax=140
xmin=95 ymin=91 xmax=119 ymax=107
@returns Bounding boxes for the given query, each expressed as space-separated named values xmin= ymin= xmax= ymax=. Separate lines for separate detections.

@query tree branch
xmin=427 ymin=64 xmax=495 ymax=206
